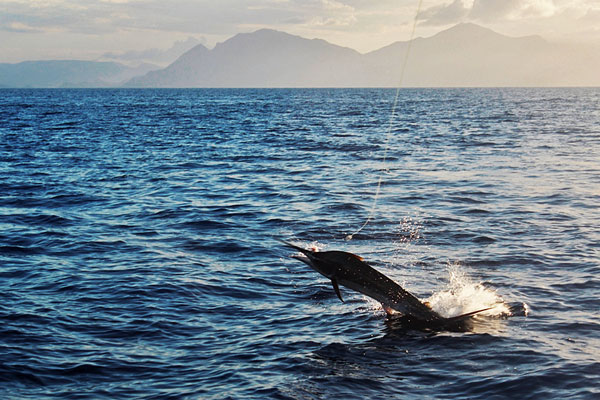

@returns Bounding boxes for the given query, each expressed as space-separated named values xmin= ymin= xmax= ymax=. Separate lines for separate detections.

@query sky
xmin=1 ymin=0 xmax=599 ymax=63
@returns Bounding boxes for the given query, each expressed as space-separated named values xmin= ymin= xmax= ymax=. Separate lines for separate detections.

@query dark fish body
xmin=282 ymin=241 xmax=489 ymax=326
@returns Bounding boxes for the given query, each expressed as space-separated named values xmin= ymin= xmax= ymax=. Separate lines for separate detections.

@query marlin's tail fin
xmin=447 ymin=307 xmax=493 ymax=322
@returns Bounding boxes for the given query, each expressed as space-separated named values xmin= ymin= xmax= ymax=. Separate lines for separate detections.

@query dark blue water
xmin=1 ymin=88 xmax=598 ymax=399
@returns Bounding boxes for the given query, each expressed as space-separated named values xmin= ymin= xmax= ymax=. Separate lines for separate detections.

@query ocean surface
xmin=1 ymin=88 xmax=598 ymax=399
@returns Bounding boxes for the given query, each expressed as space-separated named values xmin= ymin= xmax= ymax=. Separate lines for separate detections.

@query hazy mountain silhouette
xmin=101 ymin=37 xmax=202 ymax=67
xmin=126 ymin=29 xmax=368 ymax=87
xmin=366 ymin=23 xmax=600 ymax=87
xmin=0 ymin=60 xmax=158 ymax=88
xmin=3 ymin=24 xmax=599 ymax=88
xmin=126 ymin=23 xmax=600 ymax=87
xmin=0 ymin=37 xmax=200 ymax=88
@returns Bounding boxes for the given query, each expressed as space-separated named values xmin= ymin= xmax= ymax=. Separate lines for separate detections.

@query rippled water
xmin=1 ymin=88 xmax=599 ymax=399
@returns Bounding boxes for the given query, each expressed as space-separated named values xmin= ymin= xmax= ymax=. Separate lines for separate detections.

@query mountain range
xmin=100 ymin=37 xmax=202 ymax=68
xmin=127 ymin=23 xmax=600 ymax=88
xmin=2 ymin=24 xmax=599 ymax=88
xmin=0 ymin=60 xmax=158 ymax=88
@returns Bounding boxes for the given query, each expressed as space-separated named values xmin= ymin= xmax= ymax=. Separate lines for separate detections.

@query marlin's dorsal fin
xmin=331 ymin=278 xmax=344 ymax=302
xmin=349 ymin=253 xmax=364 ymax=261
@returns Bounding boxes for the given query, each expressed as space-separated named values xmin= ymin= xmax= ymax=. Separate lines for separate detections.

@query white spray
xmin=426 ymin=263 xmax=511 ymax=318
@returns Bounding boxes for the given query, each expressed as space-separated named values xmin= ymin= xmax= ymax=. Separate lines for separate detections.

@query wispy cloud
xmin=417 ymin=0 xmax=469 ymax=26
xmin=4 ymin=21 xmax=44 ymax=33
xmin=0 ymin=0 xmax=357 ymax=35
xmin=2 ymin=0 xmax=595 ymax=37
xmin=0 ymin=0 xmax=598 ymax=62
xmin=470 ymin=0 xmax=557 ymax=21
xmin=418 ymin=0 xmax=568 ymax=26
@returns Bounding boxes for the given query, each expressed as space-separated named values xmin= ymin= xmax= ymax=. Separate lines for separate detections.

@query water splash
xmin=426 ymin=263 xmax=511 ymax=318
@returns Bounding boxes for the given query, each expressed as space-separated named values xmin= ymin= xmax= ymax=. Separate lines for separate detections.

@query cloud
xmin=0 ymin=0 xmax=595 ymax=37
xmin=0 ymin=0 xmax=357 ymax=35
xmin=1 ymin=0 xmax=599 ymax=62
xmin=305 ymin=0 xmax=357 ymax=27
xmin=581 ymin=7 xmax=600 ymax=22
xmin=3 ymin=21 xmax=44 ymax=33
xmin=0 ymin=0 xmax=133 ymax=34
xmin=469 ymin=0 xmax=558 ymax=21
xmin=418 ymin=0 xmax=562 ymax=26
xmin=269 ymin=0 xmax=358 ymax=29
xmin=469 ymin=0 xmax=520 ymax=21
xmin=417 ymin=0 xmax=470 ymax=26
xmin=0 ymin=1 xmax=202 ymax=34
xmin=308 ymin=15 xmax=357 ymax=27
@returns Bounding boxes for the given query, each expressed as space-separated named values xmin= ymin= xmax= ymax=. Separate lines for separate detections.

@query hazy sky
xmin=1 ymin=0 xmax=599 ymax=63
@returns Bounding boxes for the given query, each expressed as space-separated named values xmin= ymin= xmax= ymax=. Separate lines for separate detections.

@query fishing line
xmin=345 ymin=0 xmax=424 ymax=241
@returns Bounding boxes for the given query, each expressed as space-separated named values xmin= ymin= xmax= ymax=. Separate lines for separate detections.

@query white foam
xmin=425 ymin=263 xmax=511 ymax=318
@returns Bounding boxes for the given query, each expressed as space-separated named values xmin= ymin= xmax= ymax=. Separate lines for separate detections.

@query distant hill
xmin=0 ymin=60 xmax=159 ymax=88
xmin=3 ymin=24 xmax=599 ymax=88
xmin=126 ymin=29 xmax=369 ymax=87
xmin=126 ymin=23 xmax=600 ymax=87
xmin=365 ymin=23 xmax=600 ymax=87
xmin=101 ymin=37 xmax=202 ymax=67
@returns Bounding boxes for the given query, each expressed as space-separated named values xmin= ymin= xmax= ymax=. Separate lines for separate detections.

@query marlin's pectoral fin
xmin=331 ymin=278 xmax=344 ymax=303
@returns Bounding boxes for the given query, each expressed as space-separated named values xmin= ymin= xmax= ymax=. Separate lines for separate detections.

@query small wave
xmin=0 ymin=363 xmax=46 ymax=385
xmin=465 ymin=208 xmax=491 ymax=215
xmin=182 ymin=219 xmax=232 ymax=230
xmin=149 ymin=209 xmax=184 ymax=220
xmin=0 ymin=245 xmax=43 ymax=255
xmin=338 ymin=109 xmax=364 ymax=117
xmin=473 ymin=235 xmax=496 ymax=244
xmin=0 ymin=213 xmax=74 ymax=227
xmin=321 ymin=202 xmax=364 ymax=212
xmin=47 ymin=193 xmax=105 ymax=207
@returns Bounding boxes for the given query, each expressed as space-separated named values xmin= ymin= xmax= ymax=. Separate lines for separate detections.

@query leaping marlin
xmin=281 ymin=241 xmax=490 ymax=327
